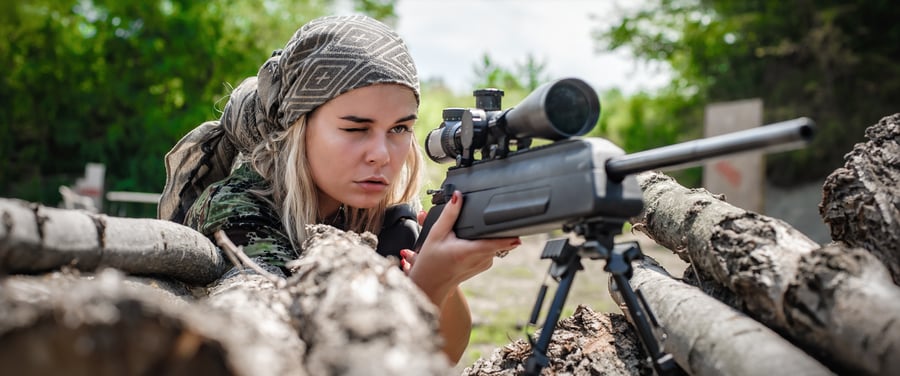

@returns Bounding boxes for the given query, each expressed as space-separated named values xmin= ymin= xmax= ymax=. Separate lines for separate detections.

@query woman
xmin=158 ymin=14 xmax=520 ymax=363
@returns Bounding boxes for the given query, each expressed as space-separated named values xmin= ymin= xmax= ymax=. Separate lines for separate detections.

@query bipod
xmin=523 ymin=219 xmax=683 ymax=376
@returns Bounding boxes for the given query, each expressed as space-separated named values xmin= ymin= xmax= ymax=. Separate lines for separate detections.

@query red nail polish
xmin=451 ymin=191 xmax=459 ymax=204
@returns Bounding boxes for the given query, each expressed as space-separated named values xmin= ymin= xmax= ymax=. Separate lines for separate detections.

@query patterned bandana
xmin=158 ymin=15 xmax=420 ymax=223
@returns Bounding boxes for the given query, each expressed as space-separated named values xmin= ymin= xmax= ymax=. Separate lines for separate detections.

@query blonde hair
xmin=249 ymin=115 xmax=424 ymax=250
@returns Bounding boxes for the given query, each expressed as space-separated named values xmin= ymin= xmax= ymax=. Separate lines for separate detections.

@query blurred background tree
xmin=0 ymin=0 xmax=385 ymax=212
xmin=593 ymin=0 xmax=900 ymax=186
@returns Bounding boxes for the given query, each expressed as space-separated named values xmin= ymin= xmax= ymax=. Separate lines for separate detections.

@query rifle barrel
xmin=605 ymin=117 xmax=815 ymax=181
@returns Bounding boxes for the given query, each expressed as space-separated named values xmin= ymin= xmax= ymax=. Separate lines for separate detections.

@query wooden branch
xmin=633 ymin=171 xmax=900 ymax=375
xmin=214 ymin=230 xmax=285 ymax=287
xmin=0 ymin=198 xmax=229 ymax=285
xmin=820 ymin=113 xmax=900 ymax=283
xmin=624 ymin=256 xmax=834 ymax=375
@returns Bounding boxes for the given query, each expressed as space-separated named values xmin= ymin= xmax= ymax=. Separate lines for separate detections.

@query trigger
xmin=428 ymin=183 xmax=456 ymax=205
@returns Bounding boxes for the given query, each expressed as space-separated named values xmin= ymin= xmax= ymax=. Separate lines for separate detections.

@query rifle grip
xmin=412 ymin=204 xmax=445 ymax=252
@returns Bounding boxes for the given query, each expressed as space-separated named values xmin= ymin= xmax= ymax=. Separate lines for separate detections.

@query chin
xmin=347 ymin=196 xmax=386 ymax=210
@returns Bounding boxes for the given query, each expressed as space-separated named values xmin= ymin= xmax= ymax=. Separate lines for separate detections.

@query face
xmin=306 ymin=84 xmax=418 ymax=217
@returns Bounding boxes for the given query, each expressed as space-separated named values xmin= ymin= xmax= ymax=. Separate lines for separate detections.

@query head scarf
xmin=158 ymin=15 xmax=420 ymax=222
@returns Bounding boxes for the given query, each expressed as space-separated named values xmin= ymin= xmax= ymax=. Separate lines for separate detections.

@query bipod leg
xmin=525 ymin=239 xmax=582 ymax=376
xmin=608 ymin=242 xmax=683 ymax=376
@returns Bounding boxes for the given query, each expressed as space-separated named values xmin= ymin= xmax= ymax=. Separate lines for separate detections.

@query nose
xmin=366 ymin=135 xmax=390 ymax=166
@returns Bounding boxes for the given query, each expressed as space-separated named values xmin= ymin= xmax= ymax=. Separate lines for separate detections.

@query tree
xmin=594 ymin=0 xmax=900 ymax=185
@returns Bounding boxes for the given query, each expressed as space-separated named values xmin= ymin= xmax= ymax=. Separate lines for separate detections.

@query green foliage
xmin=596 ymin=0 xmax=900 ymax=185
xmin=471 ymin=54 xmax=526 ymax=93
xmin=470 ymin=53 xmax=552 ymax=93
xmin=350 ymin=0 xmax=397 ymax=24
xmin=0 ymin=0 xmax=388 ymax=207
xmin=594 ymin=84 xmax=705 ymax=186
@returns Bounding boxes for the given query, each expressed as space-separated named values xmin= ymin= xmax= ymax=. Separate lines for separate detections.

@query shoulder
xmin=186 ymin=164 xmax=297 ymax=267
xmin=185 ymin=164 xmax=280 ymax=235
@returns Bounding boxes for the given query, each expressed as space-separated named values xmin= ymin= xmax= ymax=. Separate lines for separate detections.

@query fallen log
xmin=819 ymin=113 xmax=900 ymax=284
xmin=286 ymin=224 xmax=453 ymax=375
xmin=633 ymin=171 xmax=900 ymax=375
xmin=623 ymin=256 xmax=834 ymax=376
xmin=200 ymin=265 xmax=309 ymax=376
xmin=0 ymin=198 xmax=229 ymax=285
xmin=462 ymin=305 xmax=649 ymax=376
xmin=0 ymin=269 xmax=305 ymax=376
xmin=0 ymin=205 xmax=454 ymax=375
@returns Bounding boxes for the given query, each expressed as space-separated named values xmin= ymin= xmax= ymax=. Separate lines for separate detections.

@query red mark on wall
xmin=714 ymin=160 xmax=742 ymax=188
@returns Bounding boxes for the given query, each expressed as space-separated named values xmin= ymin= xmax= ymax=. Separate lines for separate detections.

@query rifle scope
xmin=425 ymin=78 xmax=600 ymax=164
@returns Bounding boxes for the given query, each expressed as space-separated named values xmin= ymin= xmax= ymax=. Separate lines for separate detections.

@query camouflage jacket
xmin=185 ymin=163 xmax=300 ymax=269
xmin=185 ymin=163 xmax=419 ymax=271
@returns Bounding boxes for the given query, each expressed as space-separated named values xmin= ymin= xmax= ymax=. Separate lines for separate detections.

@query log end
xmin=0 ymin=270 xmax=237 ymax=376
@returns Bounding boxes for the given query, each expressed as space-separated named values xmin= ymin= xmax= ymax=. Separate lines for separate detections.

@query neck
xmin=319 ymin=203 xmax=344 ymax=225
xmin=317 ymin=192 xmax=342 ymax=221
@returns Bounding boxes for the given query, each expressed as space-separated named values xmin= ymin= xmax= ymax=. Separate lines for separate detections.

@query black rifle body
xmin=415 ymin=117 xmax=814 ymax=248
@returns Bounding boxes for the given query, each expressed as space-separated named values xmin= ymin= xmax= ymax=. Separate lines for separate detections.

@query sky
xmin=381 ymin=0 xmax=672 ymax=95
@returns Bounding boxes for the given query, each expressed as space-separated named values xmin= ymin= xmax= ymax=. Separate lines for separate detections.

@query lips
xmin=355 ymin=176 xmax=389 ymax=192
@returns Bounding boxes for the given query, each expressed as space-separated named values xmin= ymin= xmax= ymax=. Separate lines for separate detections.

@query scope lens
xmin=425 ymin=109 xmax=465 ymax=164
xmin=545 ymin=82 xmax=593 ymax=136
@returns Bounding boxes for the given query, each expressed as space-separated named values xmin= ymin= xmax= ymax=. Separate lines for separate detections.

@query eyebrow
xmin=339 ymin=114 xmax=418 ymax=124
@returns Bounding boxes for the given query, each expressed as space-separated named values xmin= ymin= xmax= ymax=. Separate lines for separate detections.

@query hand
xmin=406 ymin=191 xmax=521 ymax=305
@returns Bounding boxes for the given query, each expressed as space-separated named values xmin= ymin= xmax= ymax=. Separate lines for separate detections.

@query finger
xmin=474 ymin=237 xmax=522 ymax=257
xmin=495 ymin=238 xmax=523 ymax=257
xmin=401 ymin=259 xmax=411 ymax=274
xmin=417 ymin=210 xmax=427 ymax=226
xmin=400 ymin=249 xmax=416 ymax=265
xmin=428 ymin=190 xmax=463 ymax=241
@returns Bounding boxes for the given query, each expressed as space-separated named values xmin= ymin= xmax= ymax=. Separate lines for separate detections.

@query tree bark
xmin=0 ymin=269 xmax=305 ymax=376
xmin=462 ymin=305 xmax=649 ymax=376
xmin=284 ymin=224 xmax=453 ymax=375
xmin=624 ymin=256 xmax=834 ymax=376
xmin=819 ymin=113 xmax=900 ymax=284
xmin=0 ymin=215 xmax=453 ymax=375
xmin=0 ymin=198 xmax=228 ymax=285
xmin=633 ymin=171 xmax=900 ymax=375
xmin=201 ymin=267 xmax=309 ymax=376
